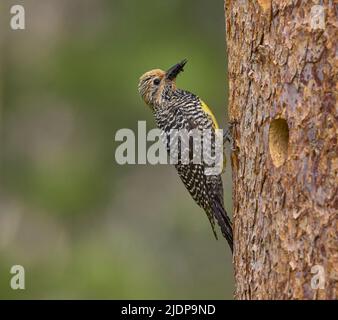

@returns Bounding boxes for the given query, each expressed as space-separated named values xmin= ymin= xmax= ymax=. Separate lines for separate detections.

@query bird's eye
xmin=153 ymin=78 xmax=161 ymax=85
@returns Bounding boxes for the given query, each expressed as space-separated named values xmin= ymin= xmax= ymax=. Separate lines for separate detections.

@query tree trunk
xmin=224 ymin=0 xmax=337 ymax=299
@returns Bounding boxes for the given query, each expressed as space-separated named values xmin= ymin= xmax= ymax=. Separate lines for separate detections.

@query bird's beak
xmin=166 ymin=59 xmax=188 ymax=80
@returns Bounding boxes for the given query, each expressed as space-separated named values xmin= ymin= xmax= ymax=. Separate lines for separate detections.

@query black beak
xmin=166 ymin=59 xmax=188 ymax=80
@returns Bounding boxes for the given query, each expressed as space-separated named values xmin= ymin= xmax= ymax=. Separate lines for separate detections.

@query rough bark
xmin=225 ymin=0 xmax=337 ymax=299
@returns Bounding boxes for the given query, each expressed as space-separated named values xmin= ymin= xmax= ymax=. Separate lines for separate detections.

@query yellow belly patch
xmin=201 ymin=100 xmax=219 ymax=129
xmin=200 ymin=100 xmax=226 ymax=172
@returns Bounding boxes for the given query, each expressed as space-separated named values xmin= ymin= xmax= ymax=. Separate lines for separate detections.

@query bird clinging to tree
xmin=138 ymin=59 xmax=233 ymax=252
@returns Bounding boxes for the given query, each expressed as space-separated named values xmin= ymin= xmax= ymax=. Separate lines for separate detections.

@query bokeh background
xmin=0 ymin=0 xmax=233 ymax=299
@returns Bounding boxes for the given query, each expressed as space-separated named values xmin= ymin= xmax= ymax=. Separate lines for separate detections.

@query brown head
xmin=138 ymin=59 xmax=187 ymax=108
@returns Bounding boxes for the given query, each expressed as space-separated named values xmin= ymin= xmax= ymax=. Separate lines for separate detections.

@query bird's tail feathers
xmin=212 ymin=199 xmax=233 ymax=253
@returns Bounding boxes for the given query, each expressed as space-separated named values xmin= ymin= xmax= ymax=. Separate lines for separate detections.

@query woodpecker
xmin=138 ymin=59 xmax=233 ymax=252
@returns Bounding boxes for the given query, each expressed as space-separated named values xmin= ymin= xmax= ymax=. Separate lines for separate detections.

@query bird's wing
xmin=175 ymin=162 xmax=219 ymax=239
xmin=185 ymin=98 xmax=231 ymax=242
xmin=198 ymin=99 xmax=227 ymax=173
xmin=171 ymin=96 xmax=227 ymax=239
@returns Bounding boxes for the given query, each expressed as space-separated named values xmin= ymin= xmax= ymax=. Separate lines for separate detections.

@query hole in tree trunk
xmin=269 ymin=118 xmax=289 ymax=167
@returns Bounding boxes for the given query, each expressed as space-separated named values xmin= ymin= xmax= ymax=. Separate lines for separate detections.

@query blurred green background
xmin=0 ymin=0 xmax=233 ymax=299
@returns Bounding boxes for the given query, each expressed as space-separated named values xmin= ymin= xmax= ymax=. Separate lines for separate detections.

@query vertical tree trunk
xmin=225 ymin=0 xmax=337 ymax=299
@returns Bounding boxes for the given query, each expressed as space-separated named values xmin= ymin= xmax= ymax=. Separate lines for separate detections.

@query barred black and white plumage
xmin=138 ymin=60 xmax=233 ymax=252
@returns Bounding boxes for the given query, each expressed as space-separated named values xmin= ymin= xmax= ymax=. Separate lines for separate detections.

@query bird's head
xmin=138 ymin=59 xmax=187 ymax=108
